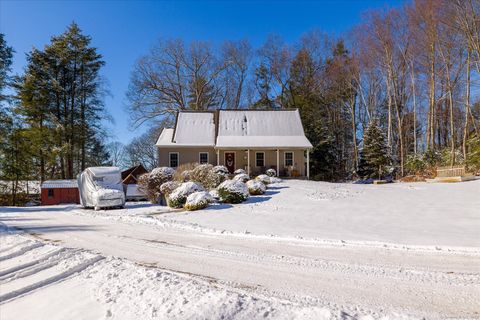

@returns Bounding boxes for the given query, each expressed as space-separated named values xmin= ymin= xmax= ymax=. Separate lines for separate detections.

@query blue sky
xmin=1 ymin=0 xmax=402 ymax=144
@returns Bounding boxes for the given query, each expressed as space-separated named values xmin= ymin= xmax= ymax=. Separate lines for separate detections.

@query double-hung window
xmin=284 ymin=152 xmax=294 ymax=167
xmin=169 ymin=152 xmax=179 ymax=168
xmin=255 ymin=152 xmax=265 ymax=167
xmin=199 ymin=152 xmax=209 ymax=164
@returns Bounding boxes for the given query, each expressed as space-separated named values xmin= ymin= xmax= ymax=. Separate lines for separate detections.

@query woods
xmin=126 ymin=0 xmax=480 ymax=180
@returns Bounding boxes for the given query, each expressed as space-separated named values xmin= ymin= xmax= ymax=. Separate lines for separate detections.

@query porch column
xmin=247 ymin=149 xmax=250 ymax=176
xmin=276 ymin=149 xmax=279 ymax=177
xmin=216 ymin=149 xmax=220 ymax=166
xmin=306 ymin=149 xmax=310 ymax=180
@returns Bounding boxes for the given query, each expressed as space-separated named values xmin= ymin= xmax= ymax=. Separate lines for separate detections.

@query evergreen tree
xmin=15 ymin=23 xmax=107 ymax=180
xmin=358 ymin=120 xmax=392 ymax=179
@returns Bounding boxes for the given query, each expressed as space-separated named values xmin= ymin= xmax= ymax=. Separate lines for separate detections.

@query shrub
xmin=266 ymin=168 xmax=276 ymax=177
xmin=255 ymin=174 xmax=271 ymax=185
xmin=213 ymin=165 xmax=229 ymax=177
xmin=246 ymin=180 xmax=266 ymax=195
xmin=233 ymin=173 xmax=249 ymax=183
xmin=173 ymin=163 xmax=198 ymax=182
xmin=234 ymin=168 xmax=246 ymax=175
xmin=137 ymin=167 xmax=175 ymax=203
xmin=269 ymin=176 xmax=282 ymax=184
xmin=190 ymin=164 xmax=225 ymax=189
xmin=209 ymin=189 xmax=220 ymax=201
xmin=217 ymin=180 xmax=249 ymax=204
xmin=184 ymin=191 xmax=214 ymax=211
xmin=167 ymin=182 xmax=204 ymax=208
xmin=405 ymin=155 xmax=426 ymax=175
xmin=467 ymin=135 xmax=480 ymax=174
xmin=159 ymin=181 xmax=180 ymax=196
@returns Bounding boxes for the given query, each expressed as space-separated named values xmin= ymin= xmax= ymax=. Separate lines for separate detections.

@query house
xmin=156 ymin=109 xmax=313 ymax=178
xmin=41 ymin=180 xmax=80 ymax=205
xmin=121 ymin=164 xmax=148 ymax=200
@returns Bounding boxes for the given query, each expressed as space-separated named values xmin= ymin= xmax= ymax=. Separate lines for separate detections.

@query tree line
xmin=0 ymin=24 xmax=110 ymax=204
xmin=124 ymin=0 xmax=480 ymax=180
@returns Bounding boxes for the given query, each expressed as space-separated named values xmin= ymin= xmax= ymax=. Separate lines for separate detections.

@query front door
xmin=225 ymin=152 xmax=235 ymax=174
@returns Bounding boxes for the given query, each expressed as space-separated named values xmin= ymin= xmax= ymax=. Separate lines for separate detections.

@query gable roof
xmin=216 ymin=109 xmax=312 ymax=148
xmin=156 ymin=111 xmax=216 ymax=147
xmin=156 ymin=109 xmax=312 ymax=149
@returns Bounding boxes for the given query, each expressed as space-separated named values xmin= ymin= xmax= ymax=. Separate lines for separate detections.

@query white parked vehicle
xmin=78 ymin=167 xmax=125 ymax=210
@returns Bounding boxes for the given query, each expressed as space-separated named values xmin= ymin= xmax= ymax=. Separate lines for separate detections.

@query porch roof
xmin=215 ymin=136 xmax=312 ymax=149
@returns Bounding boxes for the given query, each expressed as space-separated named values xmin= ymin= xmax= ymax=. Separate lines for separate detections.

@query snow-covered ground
xmin=1 ymin=179 xmax=479 ymax=319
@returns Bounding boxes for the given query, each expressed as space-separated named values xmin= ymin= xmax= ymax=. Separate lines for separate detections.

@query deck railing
xmin=436 ymin=165 xmax=466 ymax=177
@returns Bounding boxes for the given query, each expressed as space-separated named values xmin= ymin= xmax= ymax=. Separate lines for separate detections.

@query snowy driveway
xmin=1 ymin=180 xmax=480 ymax=319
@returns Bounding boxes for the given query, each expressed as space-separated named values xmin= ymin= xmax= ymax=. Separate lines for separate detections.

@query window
xmin=47 ymin=189 xmax=54 ymax=198
xmin=255 ymin=152 xmax=265 ymax=167
xmin=169 ymin=152 xmax=179 ymax=167
xmin=199 ymin=152 xmax=209 ymax=164
xmin=284 ymin=152 xmax=294 ymax=167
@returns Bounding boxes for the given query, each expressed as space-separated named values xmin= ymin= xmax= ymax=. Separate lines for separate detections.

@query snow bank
xmin=234 ymin=169 xmax=246 ymax=175
xmin=266 ymin=168 xmax=276 ymax=177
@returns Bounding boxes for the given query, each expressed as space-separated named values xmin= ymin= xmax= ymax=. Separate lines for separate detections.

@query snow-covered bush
xmin=184 ymin=191 xmax=214 ymax=211
xmin=269 ymin=176 xmax=282 ymax=184
xmin=255 ymin=174 xmax=271 ymax=185
xmin=137 ymin=167 xmax=175 ymax=203
xmin=233 ymin=173 xmax=249 ymax=183
xmin=266 ymin=168 xmax=276 ymax=177
xmin=159 ymin=181 xmax=180 ymax=196
xmin=217 ymin=180 xmax=249 ymax=204
xmin=190 ymin=164 xmax=225 ymax=189
xmin=167 ymin=182 xmax=205 ymax=208
xmin=209 ymin=189 xmax=220 ymax=201
xmin=213 ymin=165 xmax=229 ymax=177
xmin=246 ymin=180 xmax=266 ymax=195
xmin=234 ymin=168 xmax=246 ymax=175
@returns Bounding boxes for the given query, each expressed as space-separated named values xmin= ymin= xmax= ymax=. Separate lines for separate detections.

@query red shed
xmin=41 ymin=180 xmax=80 ymax=205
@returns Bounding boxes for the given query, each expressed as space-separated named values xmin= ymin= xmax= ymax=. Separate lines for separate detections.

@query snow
xmin=246 ymin=180 xmax=266 ymax=194
xmin=233 ymin=173 xmax=250 ymax=182
xmin=169 ymin=112 xmax=216 ymax=146
xmin=255 ymin=174 xmax=271 ymax=184
xmin=1 ymin=179 xmax=480 ymax=319
xmin=169 ymin=182 xmax=205 ymax=202
xmin=217 ymin=180 xmax=249 ymax=198
xmin=41 ymin=180 xmax=78 ymax=189
xmin=216 ymin=110 xmax=312 ymax=148
xmin=155 ymin=128 xmax=175 ymax=146
xmin=234 ymin=169 xmax=246 ymax=175
xmin=185 ymin=191 xmax=214 ymax=210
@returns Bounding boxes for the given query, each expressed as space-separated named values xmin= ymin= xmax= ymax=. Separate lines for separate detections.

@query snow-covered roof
xmin=42 ymin=180 xmax=78 ymax=189
xmin=156 ymin=109 xmax=312 ymax=149
xmin=156 ymin=112 xmax=216 ymax=147
xmin=216 ymin=110 xmax=312 ymax=148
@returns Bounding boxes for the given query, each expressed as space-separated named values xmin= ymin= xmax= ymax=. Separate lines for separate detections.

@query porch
xmin=215 ymin=148 xmax=310 ymax=179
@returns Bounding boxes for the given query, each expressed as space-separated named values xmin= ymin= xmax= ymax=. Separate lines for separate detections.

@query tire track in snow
xmin=0 ymin=243 xmax=43 ymax=262
xmin=116 ymin=235 xmax=480 ymax=287
xmin=0 ymin=254 xmax=104 ymax=302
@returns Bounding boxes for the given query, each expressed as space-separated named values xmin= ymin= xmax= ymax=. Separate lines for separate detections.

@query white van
xmin=78 ymin=167 xmax=125 ymax=210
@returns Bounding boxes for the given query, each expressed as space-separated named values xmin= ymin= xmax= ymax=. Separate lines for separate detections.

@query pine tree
xmin=358 ymin=120 xmax=392 ymax=179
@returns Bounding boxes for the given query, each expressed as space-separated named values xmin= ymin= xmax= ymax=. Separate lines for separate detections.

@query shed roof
xmin=42 ymin=180 xmax=78 ymax=189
